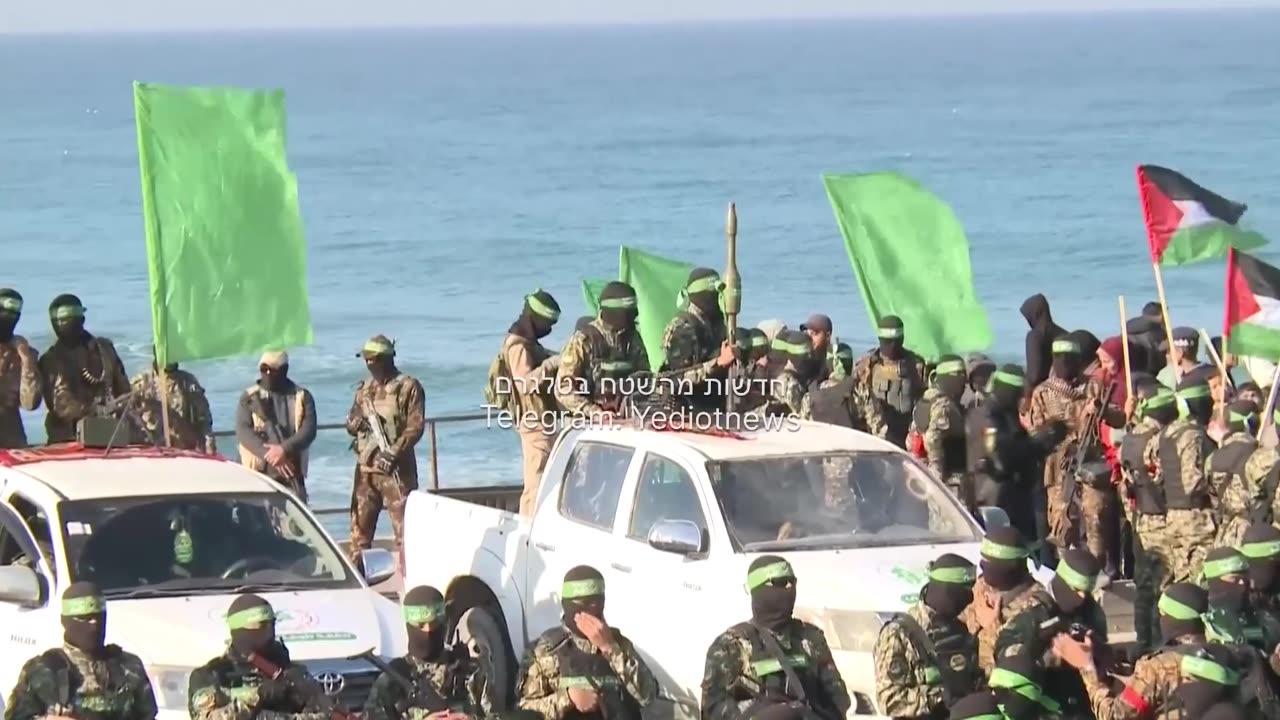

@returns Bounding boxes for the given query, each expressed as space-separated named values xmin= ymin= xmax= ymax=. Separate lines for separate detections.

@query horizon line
xmin=2 ymin=3 xmax=1277 ymax=37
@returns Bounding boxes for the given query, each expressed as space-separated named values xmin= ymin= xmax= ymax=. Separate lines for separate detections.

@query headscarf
xmin=747 ymin=555 xmax=796 ymax=630
xmin=509 ymin=289 xmax=561 ymax=341
xmin=403 ymin=585 xmax=447 ymax=661
xmin=1098 ymin=336 xmax=1132 ymax=405
xmin=62 ymin=581 xmax=107 ymax=656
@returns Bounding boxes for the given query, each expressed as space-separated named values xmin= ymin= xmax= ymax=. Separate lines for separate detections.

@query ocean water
xmin=2 ymin=10 xmax=1279 ymax=536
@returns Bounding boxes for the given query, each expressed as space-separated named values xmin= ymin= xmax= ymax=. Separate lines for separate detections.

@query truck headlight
xmin=147 ymin=665 xmax=195 ymax=711
xmin=793 ymin=608 xmax=896 ymax=654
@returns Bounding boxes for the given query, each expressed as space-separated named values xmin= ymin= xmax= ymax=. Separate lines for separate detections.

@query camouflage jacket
xmin=1209 ymin=431 xmax=1262 ymax=519
xmin=913 ymin=388 xmax=966 ymax=477
xmin=995 ymin=593 xmax=1108 ymax=670
xmin=516 ymin=624 xmax=655 ymax=720
xmin=746 ymin=368 xmax=812 ymax=421
xmin=554 ymin=319 xmax=650 ymax=417
xmin=129 ymin=369 xmax=215 ymax=452
xmin=4 ymin=643 xmax=157 ymax=720
xmin=363 ymin=652 xmax=493 ymax=720
xmin=701 ymin=618 xmax=850 ymax=720
xmin=345 ymin=371 xmax=427 ymax=487
xmin=39 ymin=334 xmax=130 ymax=443
xmin=1244 ymin=446 xmax=1280 ymax=524
xmin=873 ymin=602 xmax=980 ymax=718
xmin=1078 ymin=637 xmax=1202 ymax=720
xmin=852 ymin=350 xmax=926 ymax=443
xmin=1027 ymin=376 xmax=1107 ymax=467
xmin=187 ymin=643 xmax=330 ymax=720
xmin=960 ymin=578 xmax=1051 ymax=675
xmin=661 ymin=304 xmax=725 ymax=373
xmin=0 ymin=335 xmax=41 ymax=449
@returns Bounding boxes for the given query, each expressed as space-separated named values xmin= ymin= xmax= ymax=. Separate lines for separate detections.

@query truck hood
xmin=104 ymin=589 xmax=403 ymax=666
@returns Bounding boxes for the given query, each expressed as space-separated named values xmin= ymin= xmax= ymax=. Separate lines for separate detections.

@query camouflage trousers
xmin=1046 ymin=476 xmax=1111 ymax=561
xmin=349 ymin=469 xmax=409 ymax=572
xmin=1166 ymin=508 xmax=1217 ymax=584
xmin=1215 ymin=513 xmax=1251 ymax=549
xmin=1132 ymin=513 xmax=1170 ymax=649
xmin=0 ymin=408 xmax=27 ymax=449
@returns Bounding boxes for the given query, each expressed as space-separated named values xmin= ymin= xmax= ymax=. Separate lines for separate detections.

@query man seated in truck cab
xmin=516 ymin=565 xmax=657 ymax=720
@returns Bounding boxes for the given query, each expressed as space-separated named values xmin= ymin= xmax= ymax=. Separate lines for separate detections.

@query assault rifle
xmin=1060 ymin=379 xmax=1118 ymax=535
xmin=360 ymin=396 xmax=401 ymax=483
xmin=247 ymin=651 xmax=354 ymax=720
xmin=248 ymin=394 xmax=301 ymax=480
xmin=352 ymin=649 xmax=451 ymax=715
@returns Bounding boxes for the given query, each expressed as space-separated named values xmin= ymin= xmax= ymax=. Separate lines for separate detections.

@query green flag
xmin=618 ymin=247 xmax=694 ymax=370
xmin=581 ymin=278 xmax=608 ymax=316
xmin=823 ymin=172 xmax=992 ymax=360
xmin=134 ymin=81 xmax=312 ymax=367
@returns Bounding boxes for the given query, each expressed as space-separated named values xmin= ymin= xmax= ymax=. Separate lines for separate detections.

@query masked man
xmin=0 ymin=288 xmax=41 ymax=448
xmin=852 ymin=316 xmax=926 ymax=448
xmin=39 ymin=294 xmax=130 ymax=443
xmin=556 ymin=282 xmax=650 ymax=419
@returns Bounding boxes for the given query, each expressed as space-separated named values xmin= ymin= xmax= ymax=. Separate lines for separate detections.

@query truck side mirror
xmin=360 ymin=548 xmax=397 ymax=586
xmin=978 ymin=505 xmax=1010 ymax=530
xmin=0 ymin=566 xmax=43 ymax=608
xmin=647 ymin=520 xmax=704 ymax=556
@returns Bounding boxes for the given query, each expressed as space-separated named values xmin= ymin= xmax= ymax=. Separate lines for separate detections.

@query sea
xmin=2 ymin=9 xmax=1279 ymax=537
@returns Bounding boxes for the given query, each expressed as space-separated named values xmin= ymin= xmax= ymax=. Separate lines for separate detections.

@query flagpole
xmin=1151 ymin=261 xmax=1182 ymax=385
xmin=158 ymin=369 xmax=173 ymax=447
xmin=1118 ymin=296 xmax=1133 ymax=400
xmin=1259 ymin=362 xmax=1280 ymax=442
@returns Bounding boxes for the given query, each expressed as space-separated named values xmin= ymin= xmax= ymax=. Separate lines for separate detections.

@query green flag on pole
xmin=134 ymin=81 xmax=312 ymax=368
xmin=581 ymin=278 xmax=608 ymax=316
xmin=823 ymin=172 xmax=992 ymax=360
xmin=618 ymin=247 xmax=694 ymax=370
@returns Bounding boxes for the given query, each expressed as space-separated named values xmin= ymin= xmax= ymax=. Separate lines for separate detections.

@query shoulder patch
xmin=191 ymin=688 xmax=217 ymax=709
xmin=1002 ymin=643 xmax=1023 ymax=658
xmin=949 ymin=654 xmax=968 ymax=672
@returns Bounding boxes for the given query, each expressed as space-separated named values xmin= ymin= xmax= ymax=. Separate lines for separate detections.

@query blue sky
xmin=2 ymin=0 xmax=1278 ymax=33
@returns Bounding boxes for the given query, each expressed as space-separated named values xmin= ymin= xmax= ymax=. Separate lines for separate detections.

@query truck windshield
xmin=709 ymin=451 xmax=980 ymax=552
xmin=59 ymin=492 xmax=358 ymax=597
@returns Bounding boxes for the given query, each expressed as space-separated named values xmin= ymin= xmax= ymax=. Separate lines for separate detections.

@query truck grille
xmin=303 ymin=657 xmax=382 ymax=711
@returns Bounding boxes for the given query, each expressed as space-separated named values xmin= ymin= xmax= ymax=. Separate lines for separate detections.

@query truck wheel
xmin=457 ymin=605 xmax=511 ymax=710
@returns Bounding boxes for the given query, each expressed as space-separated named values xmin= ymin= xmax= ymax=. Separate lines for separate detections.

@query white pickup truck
xmin=0 ymin=442 xmax=408 ymax=720
xmin=403 ymin=419 xmax=1016 ymax=719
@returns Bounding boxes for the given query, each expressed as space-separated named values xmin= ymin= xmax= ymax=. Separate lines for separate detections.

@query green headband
xmin=226 ymin=606 xmax=274 ymax=630
xmin=1052 ymin=339 xmax=1080 ymax=354
xmin=363 ymin=339 xmax=394 ymax=356
xmin=686 ymin=276 xmax=724 ymax=295
xmin=62 ymin=596 xmax=104 ymax=617
xmin=750 ymin=334 xmax=769 ymax=348
xmin=988 ymin=668 xmax=1041 ymax=699
xmin=1056 ymin=561 xmax=1096 ymax=593
xmin=1202 ymin=555 xmax=1248 ymax=579
xmin=1182 ymin=655 xmax=1239 ymax=685
xmin=0 ymin=297 xmax=20 ymax=313
xmin=51 ymin=305 xmax=85 ymax=321
xmin=599 ymin=296 xmax=637 ymax=309
xmin=934 ymin=360 xmax=965 ymax=376
xmin=929 ymin=566 xmax=976 ymax=584
xmin=562 ymin=578 xmax=604 ymax=599
xmin=746 ymin=561 xmax=795 ymax=591
xmin=981 ymin=538 xmax=1028 ymax=560
xmin=1240 ymin=540 xmax=1280 ymax=559
xmin=877 ymin=326 xmax=904 ymax=339
xmin=404 ymin=602 xmax=446 ymax=626
xmin=770 ymin=338 xmax=810 ymax=356
xmin=526 ymin=292 xmax=560 ymax=322
xmin=1143 ymin=391 xmax=1176 ymax=410
xmin=598 ymin=360 xmax=632 ymax=373
xmin=1229 ymin=411 xmax=1257 ymax=426
xmin=1177 ymin=385 xmax=1211 ymax=400
xmin=1157 ymin=594 xmax=1202 ymax=620
xmin=990 ymin=370 xmax=1024 ymax=388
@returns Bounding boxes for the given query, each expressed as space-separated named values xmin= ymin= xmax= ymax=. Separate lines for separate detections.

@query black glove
xmin=374 ymin=450 xmax=397 ymax=473
xmin=256 ymin=676 xmax=293 ymax=707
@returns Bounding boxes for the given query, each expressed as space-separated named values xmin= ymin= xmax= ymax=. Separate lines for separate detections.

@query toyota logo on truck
xmin=316 ymin=672 xmax=345 ymax=696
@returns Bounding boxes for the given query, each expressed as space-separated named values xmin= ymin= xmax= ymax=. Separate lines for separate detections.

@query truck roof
xmin=579 ymin=419 xmax=902 ymax=461
xmin=0 ymin=444 xmax=277 ymax=501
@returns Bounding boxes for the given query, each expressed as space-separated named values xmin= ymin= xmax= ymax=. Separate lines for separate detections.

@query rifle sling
xmin=894 ymin=614 xmax=953 ymax=705
xmin=749 ymin=621 xmax=809 ymax=705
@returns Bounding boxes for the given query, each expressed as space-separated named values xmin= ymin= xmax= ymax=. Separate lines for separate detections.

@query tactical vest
xmin=353 ymin=373 xmax=416 ymax=467
xmin=486 ymin=334 xmax=553 ymax=418
xmin=549 ymin=629 xmax=641 ymax=720
xmin=730 ymin=622 xmax=824 ymax=710
xmin=1121 ymin=427 xmax=1165 ymax=515
xmin=890 ymin=613 xmax=977 ymax=705
xmin=238 ymin=383 xmax=309 ymax=477
xmin=206 ymin=653 xmax=309 ymax=715
xmin=660 ymin=310 xmax=717 ymax=371
xmin=385 ymin=656 xmax=459 ymax=713
xmin=43 ymin=646 xmax=133 ymax=720
xmin=1157 ymin=424 xmax=1212 ymax=510
xmin=910 ymin=395 xmax=967 ymax=474
xmin=1210 ymin=435 xmax=1259 ymax=515
xmin=869 ymin=356 xmax=917 ymax=417
xmin=756 ymin=371 xmax=804 ymax=419
xmin=810 ymin=376 xmax=855 ymax=428
xmin=579 ymin=324 xmax=639 ymax=400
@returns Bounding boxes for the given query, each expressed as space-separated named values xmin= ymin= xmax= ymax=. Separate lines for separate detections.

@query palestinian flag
xmin=1225 ymin=249 xmax=1280 ymax=359
xmin=1137 ymin=164 xmax=1266 ymax=266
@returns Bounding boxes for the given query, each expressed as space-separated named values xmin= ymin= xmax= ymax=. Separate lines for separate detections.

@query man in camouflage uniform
xmin=0 ymin=288 xmax=41 ymax=448
xmin=129 ymin=355 xmax=216 ymax=452
xmin=517 ymin=566 xmax=655 ymax=720
xmin=661 ymin=268 xmax=737 ymax=411
xmin=811 ymin=342 xmax=862 ymax=430
xmin=38 ymin=294 xmax=130 ymax=443
xmin=346 ymin=335 xmax=426 ymax=574
xmin=748 ymin=331 xmax=815 ymax=421
xmin=909 ymin=355 xmax=969 ymax=508
xmin=1198 ymin=546 xmax=1280 ymax=717
xmin=960 ymin=526 xmax=1046 ymax=677
xmin=874 ymin=554 xmax=981 ymax=720
xmin=236 ymin=351 xmax=317 ymax=498
xmin=852 ymin=315 xmax=926 ymax=448
xmin=1242 ymin=411 xmax=1280 ymax=527
xmin=364 ymin=585 xmax=494 ymax=720
xmin=555 ymin=281 xmax=650 ymax=419
xmin=1243 ymin=523 xmax=1280 ymax=617
xmin=1210 ymin=400 xmax=1262 ymax=549
xmin=188 ymin=594 xmax=333 ymax=720
xmin=1027 ymin=337 xmax=1123 ymax=561
xmin=702 ymin=556 xmax=850 ymax=720
xmin=5 ymin=581 xmax=156 ymax=720
xmin=732 ymin=328 xmax=772 ymax=414
xmin=1146 ymin=377 xmax=1219 ymax=584
xmin=1122 ymin=385 xmax=1178 ymax=649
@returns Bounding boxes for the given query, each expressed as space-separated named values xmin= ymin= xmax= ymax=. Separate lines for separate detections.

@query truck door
xmin=524 ymin=440 xmax=641 ymax=639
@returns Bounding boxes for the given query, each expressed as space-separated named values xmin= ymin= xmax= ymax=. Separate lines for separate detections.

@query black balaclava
xmin=933 ymin=354 xmax=968 ymax=401
xmin=226 ymin=593 xmax=277 ymax=656
xmin=1050 ymin=338 xmax=1083 ymax=381
xmin=1145 ymin=388 xmax=1180 ymax=426
xmin=922 ymin=553 xmax=977 ymax=619
xmin=685 ymin=268 xmax=724 ymax=321
xmin=49 ymin=293 xmax=88 ymax=345
xmin=989 ymin=653 xmax=1049 ymax=720
xmin=403 ymin=585 xmax=447 ymax=661
xmin=359 ymin=335 xmax=398 ymax=382
xmin=1068 ymin=330 xmax=1101 ymax=366
xmin=0 ymin=288 xmax=21 ymax=342
xmin=1241 ymin=523 xmax=1280 ymax=595
xmin=598 ymin=282 xmax=639 ymax=331
xmin=988 ymin=364 xmax=1026 ymax=411
xmin=510 ymin=289 xmax=561 ymax=341
xmin=1203 ymin=548 xmax=1250 ymax=614
xmin=62 ymin=581 xmax=107 ymax=656
xmin=1226 ymin=399 xmax=1260 ymax=437
xmin=1174 ymin=645 xmax=1240 ymax=719
xmin=877 ymin=316 xmax=905 ymax=361
xmin=1052 ymin=548 xmax=1100 ymax=615
xmin=1159 ymin=582 xmax=1208 ymax=644
xmin=748 ymin=555 xmax=797 ymax=631
xmin=979 ymin=526 xmax=1031 ymax=592
xmin=949 ymin=691 xmax=1001 ymax=720
xmin=259 ymin=352 xmax=290 ymax=392
xmin=561 ymin=565 xmax=606 ymax=636
xmin=1177 ymin=378 xmax=1214 ymax=426
xmin=967 ymin=356 xmax=996 ymax=394
xmin=747 ymin=328 xmax=770 ymax=365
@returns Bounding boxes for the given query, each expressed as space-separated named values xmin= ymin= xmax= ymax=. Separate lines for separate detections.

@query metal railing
xmin=210 ymin=411 xmax=493 ymax=515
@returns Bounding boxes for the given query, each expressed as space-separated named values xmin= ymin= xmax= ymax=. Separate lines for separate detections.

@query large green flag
xmin=618 ymin=247 xmax=694 ymax=369
xmin=134 ymin=81 xmax=312 ymax=367
xmin=580 ymin=278 xmax=608 ymax=316
xmin=823 ymin=172 xmax=992 ymax=360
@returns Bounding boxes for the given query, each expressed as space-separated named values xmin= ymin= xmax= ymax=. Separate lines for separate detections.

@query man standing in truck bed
xmin=236 ymin=351 xmax=317 ymax=499
xmin=555 ymin=282 xmax=650 ymax=419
